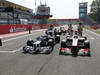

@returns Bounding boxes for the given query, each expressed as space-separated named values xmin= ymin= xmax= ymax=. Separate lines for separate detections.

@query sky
xmin=7 ymin=0 xmax=93 ymax=19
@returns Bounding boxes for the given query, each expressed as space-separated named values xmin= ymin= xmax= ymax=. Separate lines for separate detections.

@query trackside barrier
xmin=0 ymin=24 xmax=59 ymax=35
xmin=91 ymin=25 xmax=100 ymax=30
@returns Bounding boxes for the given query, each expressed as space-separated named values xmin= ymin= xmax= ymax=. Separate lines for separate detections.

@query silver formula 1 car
xmin=23 ymin=35 xmax=55 ymax=54
xmin=59 ymin=35 xmax=91 ymax=56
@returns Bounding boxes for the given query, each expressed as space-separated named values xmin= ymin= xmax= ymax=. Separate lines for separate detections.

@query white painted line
xmin=0 ymin=47 xmax=22 ymax=53
xmin=12 ymin=47 xmax=22 ymax=53
xmin=3 ymin=33 xmax=32 ymax=42
xmin=3 ymin=29 xmax=45 ymax=43
xmin=0 ymin=51 xmax=14 ymax=53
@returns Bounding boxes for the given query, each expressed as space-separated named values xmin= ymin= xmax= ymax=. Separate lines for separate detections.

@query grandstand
xmin=0 ymin=0 xmax=34 ymax=24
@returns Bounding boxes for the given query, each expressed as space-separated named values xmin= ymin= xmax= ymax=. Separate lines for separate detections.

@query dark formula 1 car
xmin=23 ymin=35 xmax=55 ymax=54
xmin=54 ymin=28 xmax=61 ymax=36
xmin=46 ymin=29 xmax=60 ymax=43
xmin=59 ymin=27 xmax=67 ymax=35
xmin=59 ymin=35 xmax=91 ymax=56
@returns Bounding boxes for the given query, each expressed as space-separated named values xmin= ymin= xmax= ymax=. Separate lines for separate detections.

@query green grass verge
xmin=83 ymin=26 xmax=91 ymax=29
xmin=95 ymin=30 xmax=100 ymax=35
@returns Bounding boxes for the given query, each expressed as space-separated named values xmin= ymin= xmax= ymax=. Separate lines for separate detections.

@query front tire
xmin=87 ymin=50 xmax=91 ymax=56
xmin=55 ymin=37 xmax=60 ymax=43
xmin=23 ymin=46 xmax=28 ymax=53
xmin=59 ymin=50 xmax=63 ymax=55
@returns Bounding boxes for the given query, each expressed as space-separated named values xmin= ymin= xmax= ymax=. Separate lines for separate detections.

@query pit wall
xmin=0 ymin=24 xmax=58 ymax=34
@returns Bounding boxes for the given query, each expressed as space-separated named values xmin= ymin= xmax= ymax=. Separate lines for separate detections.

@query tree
xmin=90 ymin=0 xmax=100 ymax=24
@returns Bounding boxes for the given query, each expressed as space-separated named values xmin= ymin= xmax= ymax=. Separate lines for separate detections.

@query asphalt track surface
xmin=0 ymin=28 xmax=100 ymax=75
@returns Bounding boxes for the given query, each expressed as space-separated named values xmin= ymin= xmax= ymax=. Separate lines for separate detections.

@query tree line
xmin=89 ymin=0 xmax=100 ymax=24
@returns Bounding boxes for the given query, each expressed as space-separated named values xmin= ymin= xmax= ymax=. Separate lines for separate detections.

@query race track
xmin=0 ymin=28 xmax=100 ymax=75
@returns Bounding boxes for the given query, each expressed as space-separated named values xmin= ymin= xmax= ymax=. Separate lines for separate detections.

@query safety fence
xmin=0 ymin=24 xmax=58 ymax=34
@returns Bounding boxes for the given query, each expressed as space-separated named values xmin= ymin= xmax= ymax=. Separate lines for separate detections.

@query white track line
xmin=0 ymin=51 xmax=14 ymax=53
xmin=3 ymin=29 xmax=46 ymax=43
xmin=12 ymin=47 xmax=22 ymax=53
xmin=0 ymin=47 xmax=22 ymax=53
xmin=3 ymin=33 xmax=32 ymax=42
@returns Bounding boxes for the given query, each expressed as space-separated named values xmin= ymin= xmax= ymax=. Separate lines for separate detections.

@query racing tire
xmin=59 ymin=32 xmax=61 ymax=35
xmin=87 ymin=53 xmax=91 ymax=56
xmin=49 ymin=46 xmax=53 ymax=53
xmin=59 ymin=50 xmax=63 ymax=55
xmin=48 ymin=39 xmax=54 ymax=47
xmin=33 ymin=50 xmax=40 ymax=54
xmin=45 ymin=46 xmax=53 ymax=54
xmin=84 ymin=37 xmax=87 ymax=40
xmin=28 ymin=49 xmax=34 ymax=54
xmin=61 ymin=41 xmax=66 ymax=48
xmin=87 ymin=50 xmax=91 ymax=57
xmin=22 ymin=46 xmax=28 ymax=53
xmin=55 ymin=37 xmax=60 ymax=43
xmin=84 ymin=42 xmax=90 ymax=49
xmin=46 ymin=51 xmax=51 ymax=54
xmin=29 ymin=45 xmax=37 ymax=54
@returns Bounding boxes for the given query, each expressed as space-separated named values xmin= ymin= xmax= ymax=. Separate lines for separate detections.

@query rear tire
xmin=59 ymin=50 xmax=63 ymax=55
xmin=87 ymin=50 xmax=91 ymax=56
xmin=84 ymin=42 xmax=90 ymax=48
xmin=61 ymin=41 xmax=66 ymax=48
xmin=55 ymin=37 xmax=60 ymax=43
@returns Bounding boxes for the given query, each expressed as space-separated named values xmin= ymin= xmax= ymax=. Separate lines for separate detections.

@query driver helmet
xmin=74 ymin=35 xmax=78 ymax=38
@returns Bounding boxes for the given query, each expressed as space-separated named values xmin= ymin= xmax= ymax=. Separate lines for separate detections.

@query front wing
xmin=39 ymin=46 xmax=53 ymax=54
xmin=60 ymin=48 xmax=90 ymax=56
